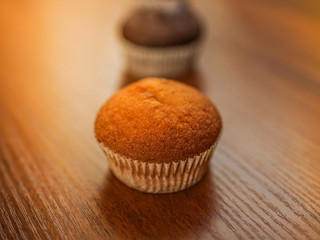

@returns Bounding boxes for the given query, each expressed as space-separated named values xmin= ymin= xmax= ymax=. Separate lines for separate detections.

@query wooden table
xmin=0 ymin=0 xmax=319 ymax=239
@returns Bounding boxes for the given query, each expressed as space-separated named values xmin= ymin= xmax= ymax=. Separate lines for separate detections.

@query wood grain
xmin=0 ymin=0 xmax=319 ymax=239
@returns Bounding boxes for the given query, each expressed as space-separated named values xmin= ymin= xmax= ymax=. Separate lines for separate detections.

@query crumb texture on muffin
xmin=95 ymin=78 xmax=222 ymax=163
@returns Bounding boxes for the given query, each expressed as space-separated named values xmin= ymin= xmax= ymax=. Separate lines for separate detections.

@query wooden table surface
xmin=0 ymin=0 xmax=320 ymax=239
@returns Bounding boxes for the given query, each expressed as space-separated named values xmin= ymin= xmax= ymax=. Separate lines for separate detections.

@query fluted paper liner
xmin=119 ymin=36 xmax=201 ymax=79
xmin=99 ymin=143 xmax=216 ymax=193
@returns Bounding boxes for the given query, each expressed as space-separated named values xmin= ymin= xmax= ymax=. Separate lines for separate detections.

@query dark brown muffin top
xmin=95 ymin=78 xmax=222 ymax=163
xmin=122 ymin=5 xmax=201 ymax=47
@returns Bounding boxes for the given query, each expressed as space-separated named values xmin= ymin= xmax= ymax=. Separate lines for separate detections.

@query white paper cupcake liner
xmin=99 ymin=143 xmax=217 ymax=193
xmin=119 ymin=36 xmax=201 ymax=79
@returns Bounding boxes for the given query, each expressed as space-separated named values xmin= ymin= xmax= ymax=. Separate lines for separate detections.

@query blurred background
xmin=1 ymin=0 xmax=319 ymax=100
xmin=1 ymin=0 xmax=319 ymax=139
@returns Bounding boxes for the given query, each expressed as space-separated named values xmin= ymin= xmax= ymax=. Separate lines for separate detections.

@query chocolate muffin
xmin=119 ymin=1 xmax=204 ymax=78
xmin=95 ymin=78 xmax=222 ymax=193
xmin=122 ymin=6 xmax=201 ymax=47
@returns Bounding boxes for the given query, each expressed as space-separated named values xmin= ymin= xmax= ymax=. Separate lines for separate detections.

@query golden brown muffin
xmin=95 ymin=78 xmax=222 ymax=193
xmin=95 ymin=78 xmax=221 ymax=163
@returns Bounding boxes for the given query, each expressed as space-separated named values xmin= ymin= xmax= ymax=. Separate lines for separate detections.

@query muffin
xmin=119 ymin=1 xmax=203 ymax=78
xmin=95 ymin=78 xmax=222 ymax=193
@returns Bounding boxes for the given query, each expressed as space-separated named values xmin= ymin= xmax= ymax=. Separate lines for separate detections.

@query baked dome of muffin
xmin=95 ymin=78 xmax=222 ymax=163
xmin=122 ymin=5 xmax=201 ymax=47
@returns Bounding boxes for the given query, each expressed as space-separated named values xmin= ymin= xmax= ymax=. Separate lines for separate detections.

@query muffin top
xmin=122 ymin=5 xmax=201 ymax=47
xmin=95 ymin=78 xmax=222 ymax=163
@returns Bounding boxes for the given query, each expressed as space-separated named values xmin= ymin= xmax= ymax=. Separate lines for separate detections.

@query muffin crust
xmin=95 ymin=78 xmax=221 ymax=163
